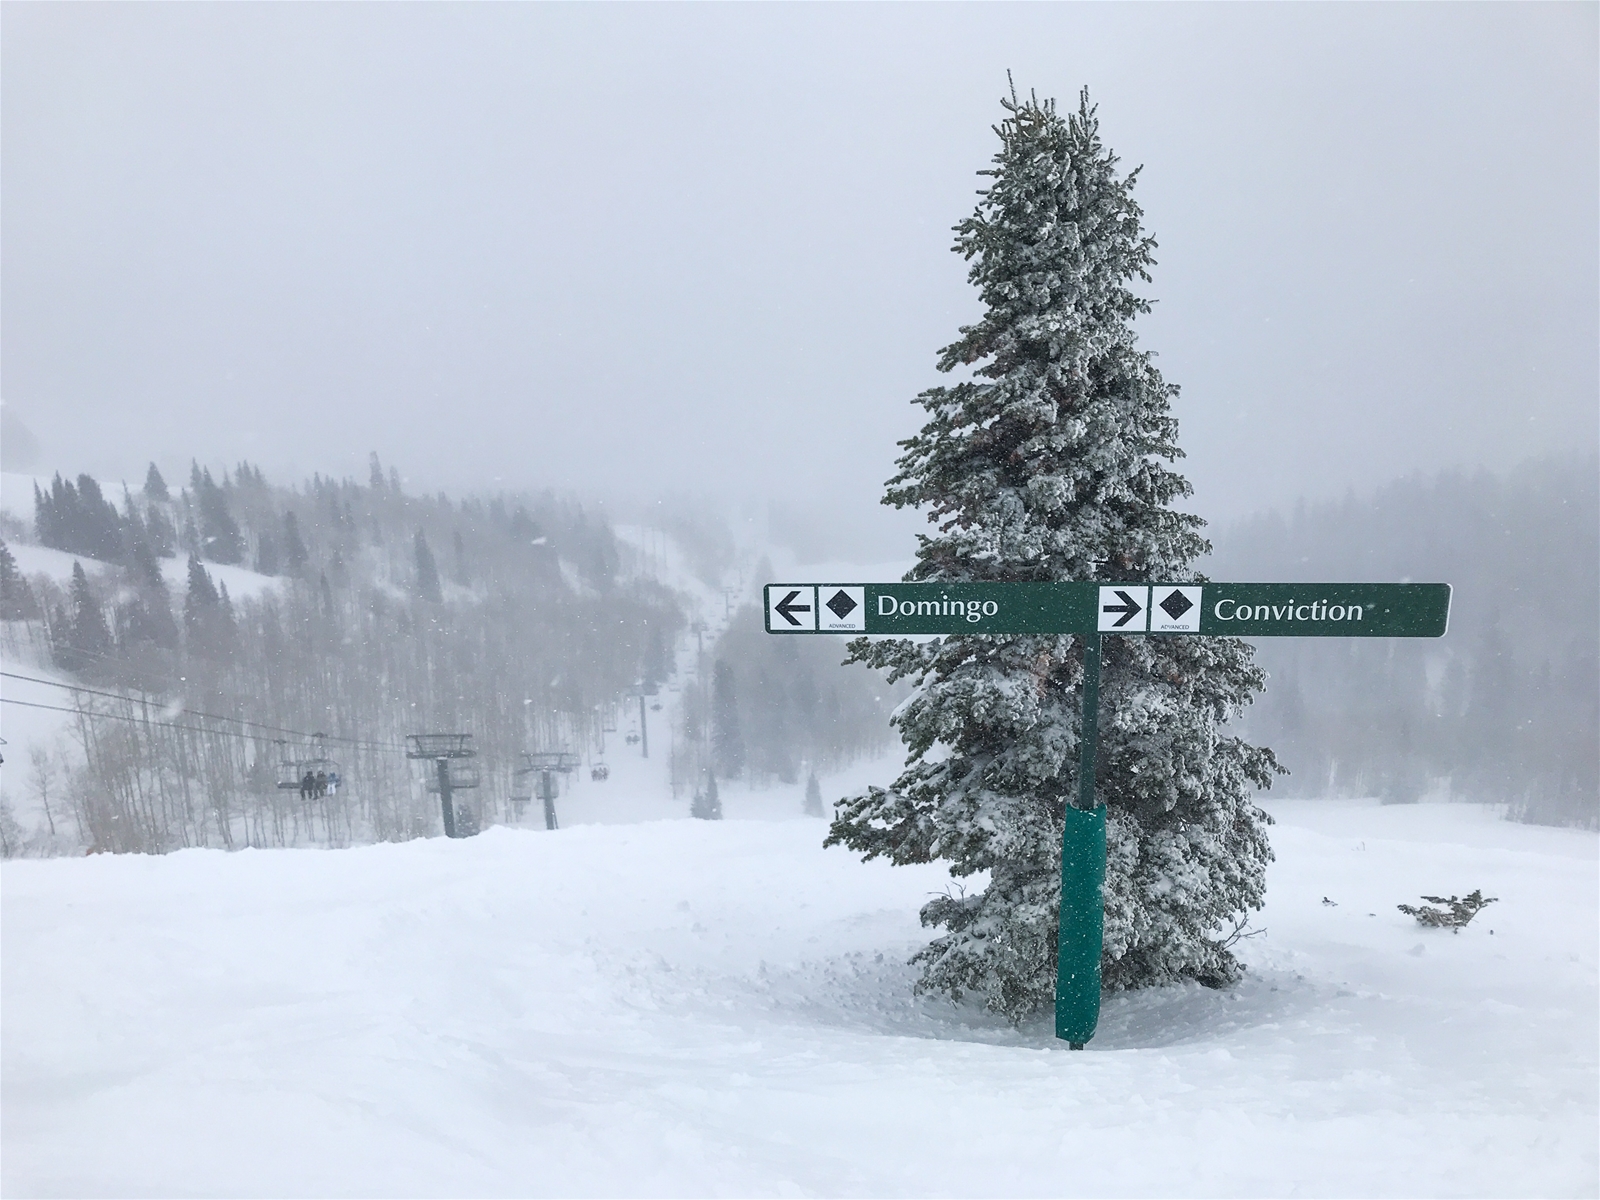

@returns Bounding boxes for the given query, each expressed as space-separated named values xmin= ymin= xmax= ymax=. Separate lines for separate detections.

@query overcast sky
xmin=3 ymin=3 xmax=1595 ymax=559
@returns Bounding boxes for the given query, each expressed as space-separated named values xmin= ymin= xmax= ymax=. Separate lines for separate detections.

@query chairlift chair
xmin=275 ymin=736 xmax=343 ymax=795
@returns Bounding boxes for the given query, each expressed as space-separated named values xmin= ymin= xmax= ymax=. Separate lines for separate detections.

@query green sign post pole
xmin=764 ymin=579 xmax=1452 ymax=1047
xmin=1058 ymin=632 xmax=1104 ymax=1048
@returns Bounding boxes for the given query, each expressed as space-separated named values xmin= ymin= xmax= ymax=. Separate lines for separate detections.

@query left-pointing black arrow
xmin=775 ymin=589 xmax=812 ymax=626
xmin=1102 ymin=589 xmax=1143 ymax=628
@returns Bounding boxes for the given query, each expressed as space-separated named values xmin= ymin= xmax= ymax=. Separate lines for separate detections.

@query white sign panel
xmin=766 ymin=585 xmax=817 ymax=632
xmin=817 ymin=586 xmax=866 ymax=632
xmin=1098 ymin=586 xmax=1149 ymax=632
xmin=1150 ymin=585 xmax=1203 ymax=633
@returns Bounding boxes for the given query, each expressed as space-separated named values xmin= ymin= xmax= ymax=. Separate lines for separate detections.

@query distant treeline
xmin=1206 ymin=453 xmax=1598 ymax=828
xmin=2 ymin=454 xmax=684 ymax=853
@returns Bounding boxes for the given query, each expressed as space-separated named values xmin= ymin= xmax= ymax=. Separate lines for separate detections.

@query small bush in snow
xmin=1398 ymin=890 xmax=1497 ymax=931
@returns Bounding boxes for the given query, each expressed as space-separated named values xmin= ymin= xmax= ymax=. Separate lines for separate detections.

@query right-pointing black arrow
xmin=774 ymin=589 xmax=812 ymax=627
xmin=1102 ymin=589 xmax=1143 ymax=628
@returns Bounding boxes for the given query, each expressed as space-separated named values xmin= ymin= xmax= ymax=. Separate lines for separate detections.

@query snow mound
xmin=2 ymin=801 xmax=1594 ymax=1197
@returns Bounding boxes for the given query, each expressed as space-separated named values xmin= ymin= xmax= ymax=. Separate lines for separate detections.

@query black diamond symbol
xmin=1160 ymin=589 xmax=1194 ymax=620
xmin=826 ymin=590 xmax=858 ymax=620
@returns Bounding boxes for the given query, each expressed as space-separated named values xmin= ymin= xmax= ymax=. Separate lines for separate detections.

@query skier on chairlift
xmin=300 ymin=769 xmax=315 ymax=801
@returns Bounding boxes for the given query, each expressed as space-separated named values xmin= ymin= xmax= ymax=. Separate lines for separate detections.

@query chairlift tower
xmin=406 ymin=733 xmax=479 ymax=838
xmin=515 ymin=750 xmax=580 ymax=830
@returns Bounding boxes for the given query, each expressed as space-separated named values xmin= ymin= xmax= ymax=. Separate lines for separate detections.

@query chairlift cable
xmin=1 ymin=696 xmax=312 ymax=743
xmin=1 ymin=697 xmax=397 ymax=754
xmin=0 ymin=671 xmax=404 ymax=750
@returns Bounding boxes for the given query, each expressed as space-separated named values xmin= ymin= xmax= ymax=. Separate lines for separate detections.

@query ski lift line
xmin=1 ymin=697 xmax=400 ymax=755
xmin=0 ymin=671 xmax=405 ymax=751
xmin=1 ymin=695 xmax=312 ymax=744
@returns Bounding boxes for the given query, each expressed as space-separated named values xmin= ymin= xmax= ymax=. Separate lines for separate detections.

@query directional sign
xmin=765 ymin=582 xmax=1451 ymax=638
xmin=768 ymin=575 xmax=1452 ymax=1054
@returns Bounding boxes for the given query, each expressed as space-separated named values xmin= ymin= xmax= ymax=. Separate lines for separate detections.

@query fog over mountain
xmin=3 ymin=4 xmax=1595 ymax=562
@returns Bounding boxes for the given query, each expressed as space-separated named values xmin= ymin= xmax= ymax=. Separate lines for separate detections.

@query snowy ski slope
xmin=2 ymin=798 xmax=1594 ymax=1198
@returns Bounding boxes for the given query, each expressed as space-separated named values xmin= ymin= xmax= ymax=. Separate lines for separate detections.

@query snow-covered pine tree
xmin=0 ymin=538 xmax=40 ymax=621
xmin=59 ymin=561 xmax=112 ymax=674
xmin=143 ymin=463 xmax=169 ymax=503
xmin=282 ymin=512 xmax=309 ymax=575
xmin=414 ymin=530 xmax=443 ymax=603
xmin=690 ymin=772 xmax=723 ymax=820
xmin=826 ymin=86 xmax=1280 ymax=1023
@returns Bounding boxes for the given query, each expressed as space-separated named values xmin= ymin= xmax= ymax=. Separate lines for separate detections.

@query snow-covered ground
xmin=3 ymin=799 xmax=1594 ymax=1198
xmin=5 ymin=538 xmax=281 ymax=603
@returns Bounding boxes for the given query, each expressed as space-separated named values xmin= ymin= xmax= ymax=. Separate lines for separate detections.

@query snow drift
xmin=2 ymin=799 xmax=1595 ymax=1198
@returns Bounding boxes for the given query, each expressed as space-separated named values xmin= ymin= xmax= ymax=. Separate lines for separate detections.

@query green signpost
xmin=765 ymin=579 xmax=1452 ymax=1047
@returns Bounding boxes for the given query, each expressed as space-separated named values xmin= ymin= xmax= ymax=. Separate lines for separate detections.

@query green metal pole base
xmin=1057 ymin=632 xmax=1105 ymax=1047
xmin=1056 ymin=800 xmax=1105 ymax=1045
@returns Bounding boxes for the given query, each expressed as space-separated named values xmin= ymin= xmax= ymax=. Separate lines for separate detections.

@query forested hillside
xmin=1 ymin=456 xmax=685 ymax=852
xmin=1206 ymin=453 xmax=1598 ymax=827
xmin=0 ymin=460 xmax=905 ymax=855
xmin=670 ymin=599 xmax=907 ymax=802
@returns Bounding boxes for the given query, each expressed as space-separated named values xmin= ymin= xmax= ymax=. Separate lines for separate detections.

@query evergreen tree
xmin=121 ymin=487 xmax=148 ymax=548
xmin=183 ymin=555 xmax=232 ymax=655
xmin=183 ymin=554 xmax=219 ymax=626
xmin=180 ymin=502 xmax=201 ymax=559
xmin=711 ymin=659 xmax=745 ymax=779
xmin=193 ymin=467 xmax=245 ymax=564
xmin=74 ymin=475 xmax=124 ymax=562
xmin=58 ymin=561 xmax=112 ymax=673
xmin=34 ymin=474 xmax=121 ymax=561
xmin=121 ymin=537 xmax=179 ymax=650
xmin=217 ymin=582 xmax=237 ymax=653
xmin=146 ymin=503 xmax=177 ymax=558
xmin=692 ymin=772 xmax=723 ymax=820
xmin=452 ymin=530 xmax=470 ymax=587
xmin=414 ymin=530 xmax=443 ymax=603
xmin=804 ymin=770 xmax=824 ymax=818
xmin=0 ymin=538 xmax=40 ymax=620
xmin=282 ymin=512 xmax=309 ymax=575
xmin=255 ymin=530 xmax=280 ymax=577
xmin=143 ymin=463 xmax=170 ymax=503
xmin=826 ymin=88 xmax=1279 ymax=1022
xmin=33 ymin=481 xmax=55 ymax=547
xmin=369 ymin=452 xmax=385 ymax=490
